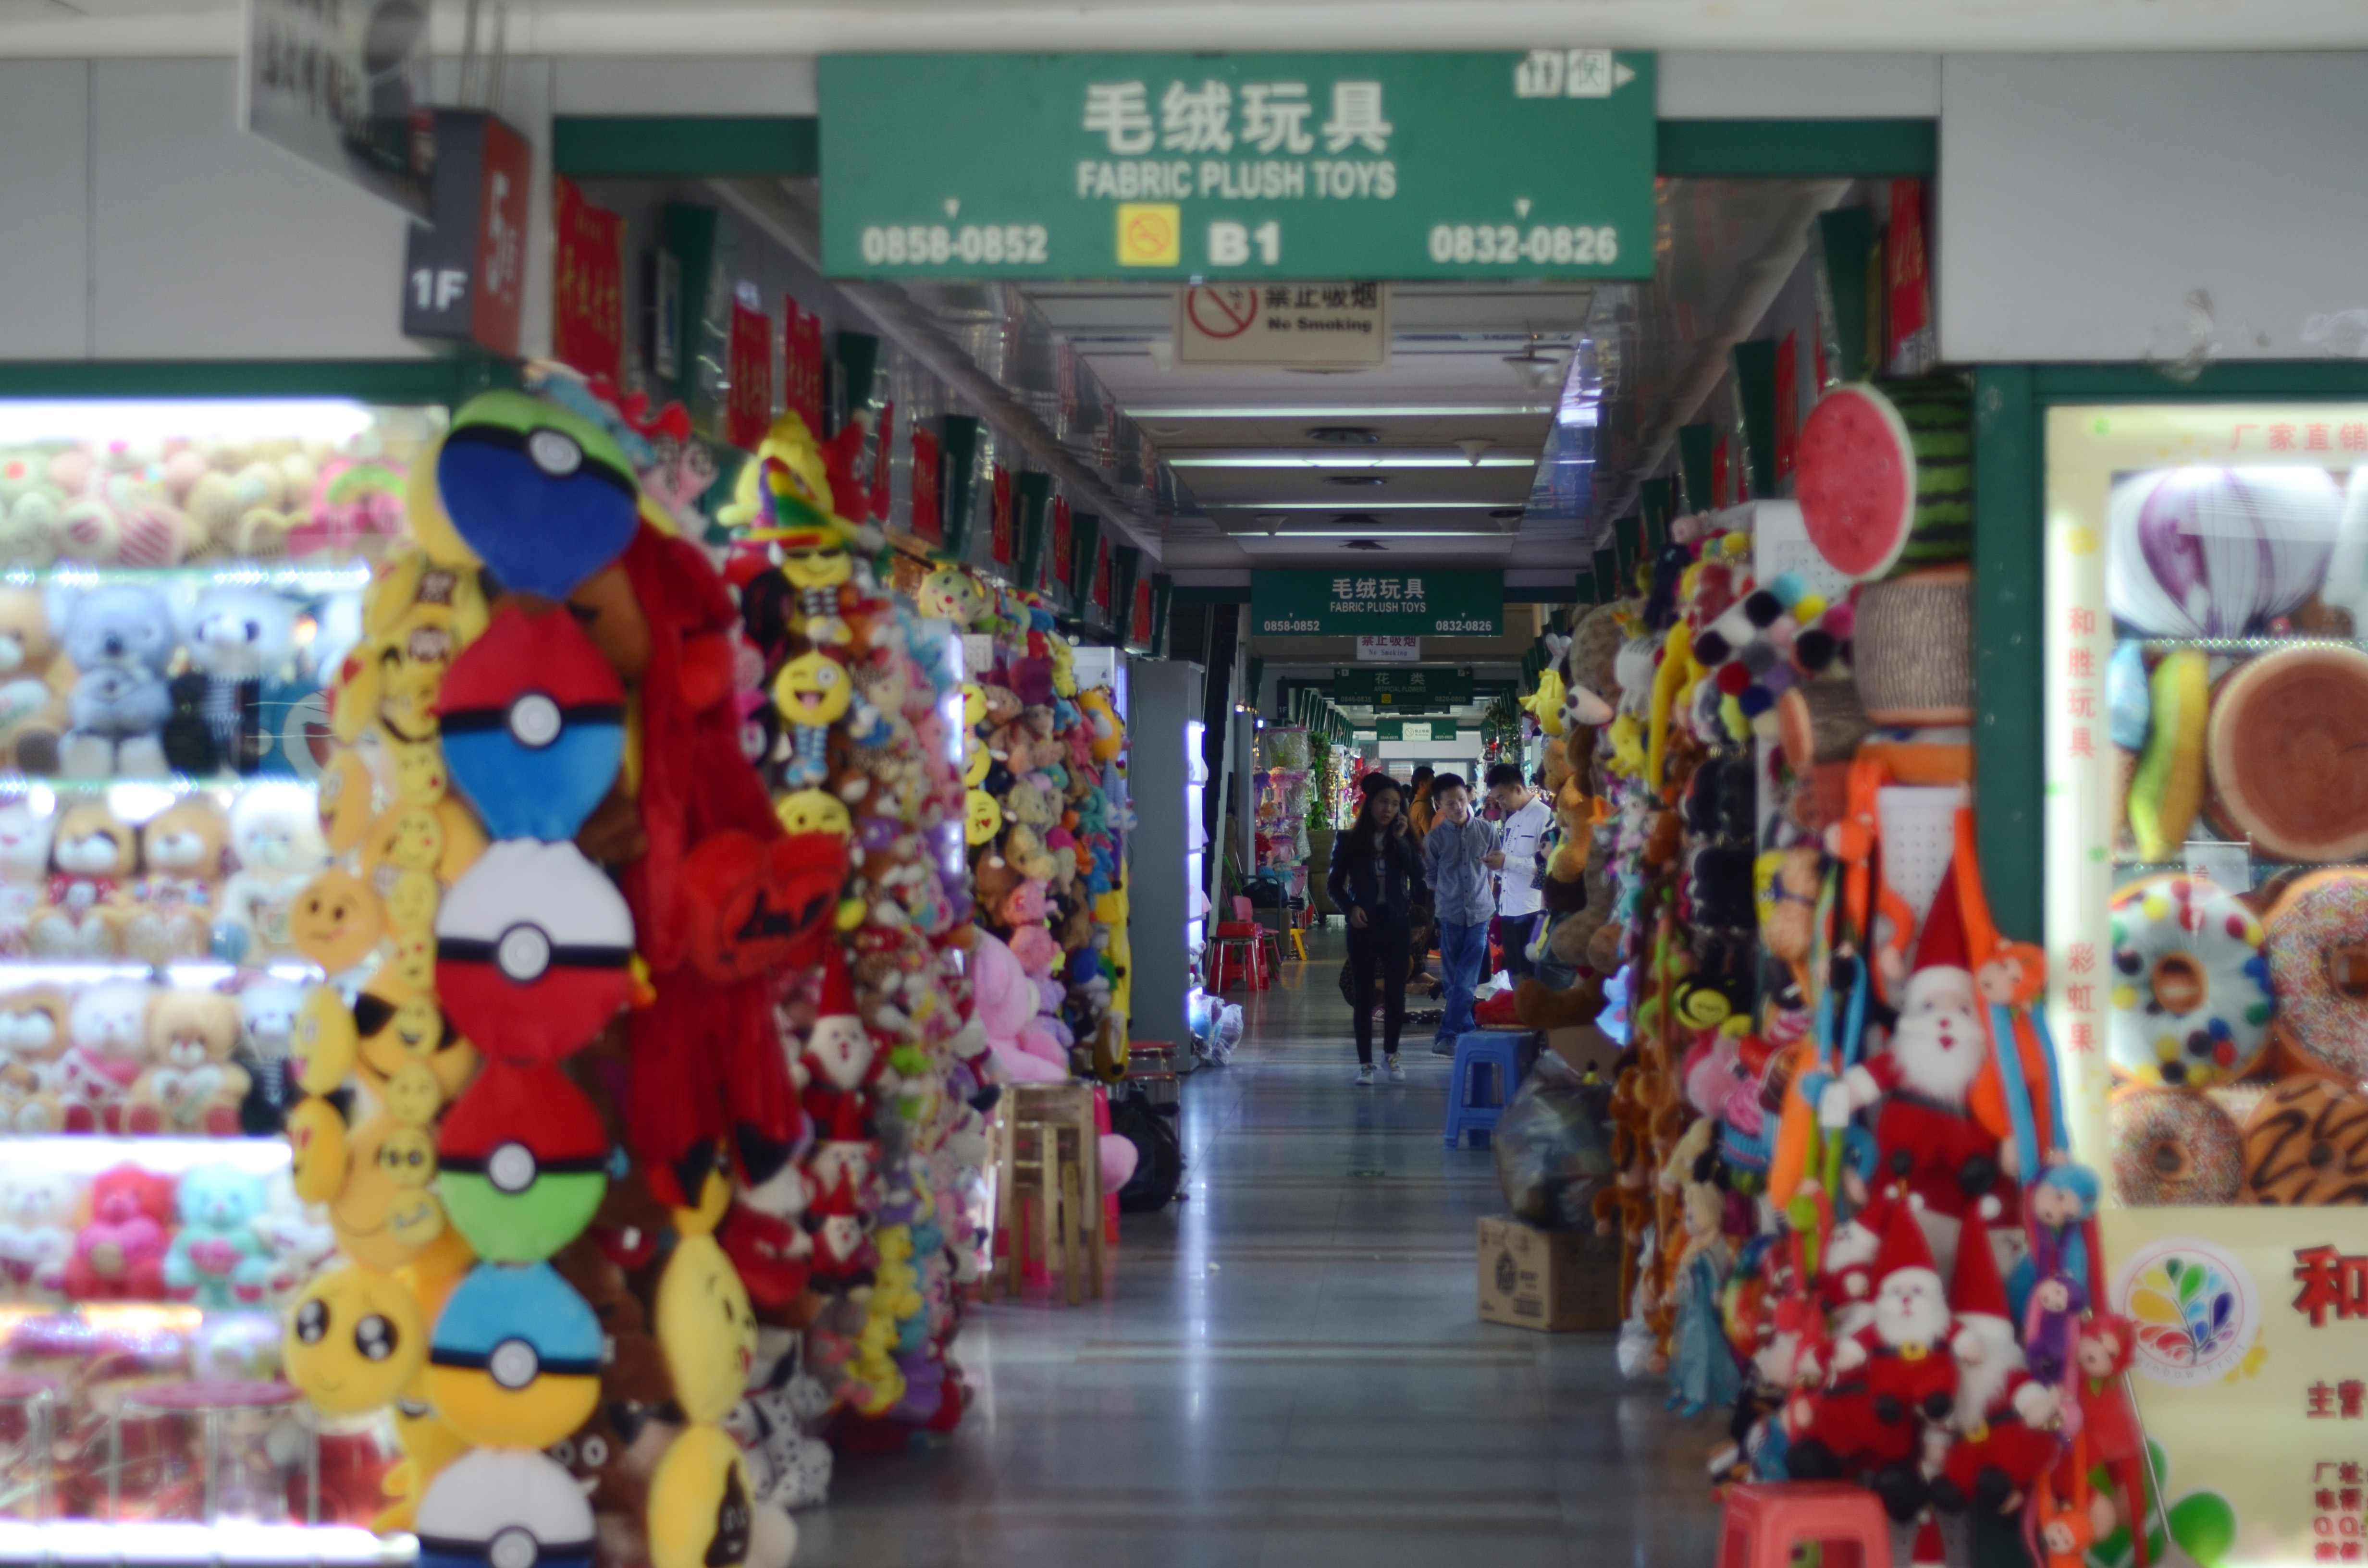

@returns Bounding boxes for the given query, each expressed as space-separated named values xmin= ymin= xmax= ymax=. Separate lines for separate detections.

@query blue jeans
xmin=1436 ymin=918 xmax=1490 ymax=1042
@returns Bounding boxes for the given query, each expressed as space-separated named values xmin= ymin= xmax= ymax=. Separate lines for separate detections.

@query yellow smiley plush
xmin=286 ymin=1264 xmax=427 ymax=1416
xmin=961 ymin=684 xmax=986 ymax=729
xmin=332 ymin=1113 xmax=446 ymax=1270
xmin=771 ymin=652 xmax=851 ymax=729
xmin=775 ymin=535 xmax=851 ymax=593
xmin=318 ymin=748 xmax=377 ymax=856
xmin=382 ymin=867 xmax=441 ymax=934
xmin=774 ymin=788 xmax=852 ymax=840
xmin=964 ymin=740 xmax=990 ymax=785
xmin=290 ymin=868 xmax=386 ymax=975
xmin=654 ymin=1213 xmax=758 ymax=1427
xmin=964 ymin=789 xmax=1003 ymax=846
xmin=294 ymin=984 xmax=359 ymax=1096
xmin=286 ymin=1095 xmax=350 ymax=1203
xmin=647 ymin=1424 xmax=753 ymax=1568
xmin=389 ymin=740 xmax=449 ymax=804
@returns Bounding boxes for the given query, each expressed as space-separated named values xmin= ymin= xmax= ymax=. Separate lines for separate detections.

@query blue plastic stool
xmin=1444 ymin=1030 xmax=1525 ymax=1149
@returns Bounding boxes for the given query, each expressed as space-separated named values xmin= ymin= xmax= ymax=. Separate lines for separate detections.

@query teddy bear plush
xmin=0 ymin=588 xmax=70 ymax=773
xmin=0 ymin=984 xmax=67 ymax=1134
xmin=120 ymin=795 xmax=228 ymax=964
xmin=161 ymin=1165 xmax=273 ymax=1308
xmin=0 ymin=798 xmax=52 ymax=956
xmin=162 ymin=586 xmax=301 ymax=775
xmin=55 ymin=980 xmax=154 ymax=1134
xmin=58 ymin=583 xmax=176 ymax=778
xmin=213 ymin=781 xmax=331 ymax=964
xmin=130 ymin=989 xmax=248 ymax=1137
xmin=29 ymin=800 xmax=136 ymax=957
xmin=0 ymin=1164 xmax=74 ymax=1300
xmin=63 ymin=1162 xmax=174 ymax=1300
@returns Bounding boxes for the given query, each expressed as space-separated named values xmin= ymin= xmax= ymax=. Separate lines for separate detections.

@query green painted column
xmin=1973 ymin=366 xmax=2044 ymax=945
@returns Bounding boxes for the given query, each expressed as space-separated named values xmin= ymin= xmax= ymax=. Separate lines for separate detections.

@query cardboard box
xmin=1477 ymin=1214 xmax=1619 ymax=1332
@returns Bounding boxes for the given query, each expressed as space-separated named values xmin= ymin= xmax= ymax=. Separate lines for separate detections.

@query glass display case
xmin=0 ymin=396 xmax=441 ymax=1554
xmin=2047 ymin=400 xmax=2368 ymax=1568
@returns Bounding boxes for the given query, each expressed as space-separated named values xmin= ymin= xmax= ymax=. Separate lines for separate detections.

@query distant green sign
xmin=1253 ymin=569 xmax=1501 ymax=637
xmin=1428 ymin=721 xmax=1459 ymax=741
xmin=1332 ymin=665 xmax=1475 ymax=705
xmin=818 ymin=51 xmax=1655 ymax=281
xmin=1375 ymin=719 xmax=1405 ymax=740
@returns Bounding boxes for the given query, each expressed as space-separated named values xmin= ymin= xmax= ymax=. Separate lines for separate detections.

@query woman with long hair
xmin=1325 ymin=773 xmax=1427 ymax=1084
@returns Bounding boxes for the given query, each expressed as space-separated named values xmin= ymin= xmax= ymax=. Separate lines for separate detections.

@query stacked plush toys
xmin=722 ymin=413 xmax=988 ymax=1450
xmin=282 ymin=380 xmax=860 ymax=1567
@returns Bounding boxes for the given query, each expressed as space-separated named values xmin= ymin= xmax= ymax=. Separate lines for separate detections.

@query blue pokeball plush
xmin=437 ymin=602 xmax=625 ymax=842
xmin=436 ymin=392 xmax=641 ymax=600
xmin=426 ymin=1261 xmax=604 ymax=1450
xmin=438 ymin=1060 xmax=610 ymax=1264
xmin=416 ymin=1448 xmax=595 ymax=1568
xmin=436 ymin=839 xmax=633 ymax=1063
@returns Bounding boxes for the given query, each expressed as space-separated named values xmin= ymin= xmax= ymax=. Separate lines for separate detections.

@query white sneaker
xmin=1355 ymin=1064 xmax=1377 ymax=1087
xmin=1385 ymin=1054 xmax=1406 ymax=1082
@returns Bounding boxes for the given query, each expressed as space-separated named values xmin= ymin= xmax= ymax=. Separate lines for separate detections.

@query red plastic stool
xmin=1718 ymin=1482 xmax=1894 ymax=1568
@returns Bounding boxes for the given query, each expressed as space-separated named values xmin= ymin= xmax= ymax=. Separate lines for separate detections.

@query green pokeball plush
xmin=435 ymin=392 xmax=641 ymax=600
xmin=647 ymin=1424 xmax=752 ymax=1568
xmin=426 ymin=1260 xmax=603 ymax=1449
xmin=438 ymin=1060 xmax=610 ymax=1263
xmin=415 ymin=1447 xmax=595 ymax=1568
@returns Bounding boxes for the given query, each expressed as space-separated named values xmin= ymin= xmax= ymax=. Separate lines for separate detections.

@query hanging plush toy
xmin=772 ymin=650 xmax=853 ymax=787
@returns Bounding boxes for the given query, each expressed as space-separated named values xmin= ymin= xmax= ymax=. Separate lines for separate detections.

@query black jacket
xmin=1327 ymin=824 xmax=1427 ymax=922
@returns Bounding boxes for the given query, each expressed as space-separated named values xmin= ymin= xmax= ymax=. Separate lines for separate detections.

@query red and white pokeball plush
xmin=435 ymin=839 xmax=633 ymax=1063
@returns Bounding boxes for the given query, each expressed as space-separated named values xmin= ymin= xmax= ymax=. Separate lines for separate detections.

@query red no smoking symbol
xmin=1185 ymin=285 xmax=1260 ymax=340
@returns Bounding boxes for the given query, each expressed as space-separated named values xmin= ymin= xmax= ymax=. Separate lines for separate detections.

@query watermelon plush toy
xmin=1796 ymin=378 xmax=1971 ymax=581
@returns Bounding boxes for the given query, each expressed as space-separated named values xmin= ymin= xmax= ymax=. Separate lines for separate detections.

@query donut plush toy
xmin=2110 ymin=1087 xmax=2244 ymax=1206
xmin=2241 ymin=1077 xmax=2368 ymax=1205
xmin=2266 ymin=869 xmax=2368 ymax=1081
xmin=2107 ymin=874 xmax=2272 ymax=1087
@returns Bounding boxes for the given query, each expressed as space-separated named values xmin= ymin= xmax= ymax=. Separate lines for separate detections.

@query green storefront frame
xmin=0 ymin=357 xmax=517 ymax=404
xmin=1972 ymin=361 xmax=2368 ymax=947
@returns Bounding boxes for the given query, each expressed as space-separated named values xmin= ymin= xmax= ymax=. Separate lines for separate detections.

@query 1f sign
xmin=411 ymin=268 xmax=468 ymax=312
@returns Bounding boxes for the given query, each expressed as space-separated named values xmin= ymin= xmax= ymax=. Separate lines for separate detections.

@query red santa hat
xmin=818 ymin=946 xmax=857 ymax=1018
xmin=1949 ymin=1210 xmax=2012 ymax=1327
xmin=1903 ymin=862 xmax=1973 ymax=1012
xmin=1875 ymin=1192 xmax=1938 ymax=1286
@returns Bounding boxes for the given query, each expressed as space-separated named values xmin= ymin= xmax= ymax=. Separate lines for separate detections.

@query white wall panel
xmin=1939 ymin=54 xmax=2368 ymax=363
xmin=553 ymin=56 xmax=816 ymax=116
xmin=1660 ymin=52 xmax=1940 ymax=118
xmin=0 ymin=61 xmax=92 ymax=358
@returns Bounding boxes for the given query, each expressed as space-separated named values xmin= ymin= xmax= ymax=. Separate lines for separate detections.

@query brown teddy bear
xmin=30 ymin=801 xmax=137 ymax=956
xmin=0 ymin=588 xmax=72 ymax=774
xmin=123 ymin=796 xmax=228 ymax=963
xmin=130 ymin=989 xmax=248 ymax=1136
xmin=0 ymin=984 xmax=68 ymax=1133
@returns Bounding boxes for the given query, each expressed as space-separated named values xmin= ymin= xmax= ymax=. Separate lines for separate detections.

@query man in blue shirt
xmin=1421 ymin=773 xmax=1497 ymax=1055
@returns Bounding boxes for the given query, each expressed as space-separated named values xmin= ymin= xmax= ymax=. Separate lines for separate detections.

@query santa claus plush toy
xmin=1932 ymin=1199 xmax=2062 ymax=1517
xmin=1846 ymin=864 xmax=2016 ymax=1274
xmin=1815 ymin=1183 xmax=1894 ymax=1340
xmin=1787 ymin=1198 xmax=1959 ymax=1520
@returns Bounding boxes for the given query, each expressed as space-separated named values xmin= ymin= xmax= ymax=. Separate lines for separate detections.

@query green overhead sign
xmin=1427 ymin=721 xmax=1459 ymax=741
xmin=1251 ymin=569 xmax=1502 ymax=637
xmin=819 ymin=51 xmax=1655 ymax=281
xmin=1375 ymin=719 xmax=1404 ymax=740
xmin=1332 ymin=666 xmax=1476 ymax=705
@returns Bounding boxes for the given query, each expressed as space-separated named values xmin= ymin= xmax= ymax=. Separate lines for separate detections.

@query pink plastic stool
xmin=1718 ymin=1482 xmax=1893 ymax=1568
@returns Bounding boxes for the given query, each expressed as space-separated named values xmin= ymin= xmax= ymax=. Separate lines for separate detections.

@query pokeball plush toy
xmin=436 ymin=839 xmax=633 ymax=1063
xmin=415 ymin=1447 xmax=596 ymax=1568
xmin=438 ymin=602 xmax=626 ymax=843
xmin=647 ymin=1424 xmax=754 ymax=1568
xmin=426 ymin=1260 xmax=604 ymax=1449
xmin=438 ymin=1060 xmax=611 ymax=1263
xmin=435 ymin=392 xmax=641 ymax=600
xmin=284 ymin=1263 xmax=426 ymax=1416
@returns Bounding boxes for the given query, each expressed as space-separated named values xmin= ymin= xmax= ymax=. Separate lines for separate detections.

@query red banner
xmin=1051 ymin=495 xmax=1072 ymax=588
xmin=552 ymin=176 xmax=624 ymax=383
xmin=1886 ymin=177 xmax=1933 ymax=374
xmin=1711 ymin=435 xmax=1730 ymax=511
xmin=726 ymin=303 xmax=773 ymax=452
xmin=783 ymin=301 xmax=824 ymax=436
xmin=990 ymin=466 xmax=1013 ymax=565
xmin=1775 ymin=331 xmax=1800 ymax=481
xmin=909 ymin=422 xmax=943 ymax=544
xmin=1092 ymin=539 xmax=1111 ymax=615
xmin=1131 ymin=578 xmax=1153 ymax=646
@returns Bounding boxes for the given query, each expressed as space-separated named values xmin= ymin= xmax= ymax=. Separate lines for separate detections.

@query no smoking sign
xmin=1173 ymin=281 xmax=1389 ymax=368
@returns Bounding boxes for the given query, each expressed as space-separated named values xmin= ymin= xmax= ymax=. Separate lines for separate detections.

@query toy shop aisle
xmin=793 ymin=927 xmax=1719 ymax=1568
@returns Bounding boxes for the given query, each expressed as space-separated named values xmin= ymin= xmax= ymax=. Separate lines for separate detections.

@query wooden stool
xmin=992 ymin=1084 xmax=1107 ymax=1305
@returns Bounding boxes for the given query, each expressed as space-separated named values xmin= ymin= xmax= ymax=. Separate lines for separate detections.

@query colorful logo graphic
xmin=1116 ymin=203 xmax=1181 ymax=267
xmin=2114 ymin=1237 xmax=2260 ymax=1385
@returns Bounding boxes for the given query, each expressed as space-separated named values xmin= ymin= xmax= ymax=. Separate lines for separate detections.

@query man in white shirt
xmin=1484 ymin=762 xmax=1553 ymax=981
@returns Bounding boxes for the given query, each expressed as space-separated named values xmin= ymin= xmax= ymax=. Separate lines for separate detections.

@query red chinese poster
xmin=783 ymin=301 xmax=824 ymax=435
xmin=1775 ymin=331 xmax=1799 ymax=481
xmin=1886 ymin=178 xmax=1934 ymax=374
xmin=1051 ymin=496 xmax=1072 ymax=588
xmin=552 ymin=176 xmax=625 ymax=383
xmin=990 ymin=466 xmax=1014 ymax=566
xmin=1711 ymin=435 xmax=1730 ymax=511
xmin=1092 ymin=539 xmax=1111 ymax=615
xmin=1131 ymin=579 xmax=1153 ymax=645
xmin=725 ymin=303 xmax=773 ymax=452
xmin=909 ymin=422 xmax=943 ymax=545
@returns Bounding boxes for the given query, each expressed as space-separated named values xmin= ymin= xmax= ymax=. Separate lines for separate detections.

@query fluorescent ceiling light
xmin=1169 ymin=454 xmax=1536 ymax=469
xmin=1125 ymin=404 xmax=1550 ymax=419
xmin=0 ymin=398 xmax=384 ymax=444
xmin=1210 ymin=500 xmax=1513 ymax=511
xmin=1226 ymin=529 xmax=1507 ymax=539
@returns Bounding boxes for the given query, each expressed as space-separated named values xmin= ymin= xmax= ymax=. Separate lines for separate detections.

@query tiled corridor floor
xmin=794 ymin=927 xmax=1724 ymax=1568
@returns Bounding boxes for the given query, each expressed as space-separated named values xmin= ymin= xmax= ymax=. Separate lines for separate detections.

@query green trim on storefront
xmin=554 ymin=117 xmax=820 ymax=179
xmin=1974 ymin=359 xmax=2368 ymax=947
xmin=0 ymin=357 xmax=517 ymax=404
xmin=1655 ymin=118 xmax=1936 ymax=178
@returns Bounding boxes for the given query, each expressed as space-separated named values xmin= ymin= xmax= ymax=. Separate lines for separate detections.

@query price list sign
xmin=819 ymin=50 xmax=1654 ymax=281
